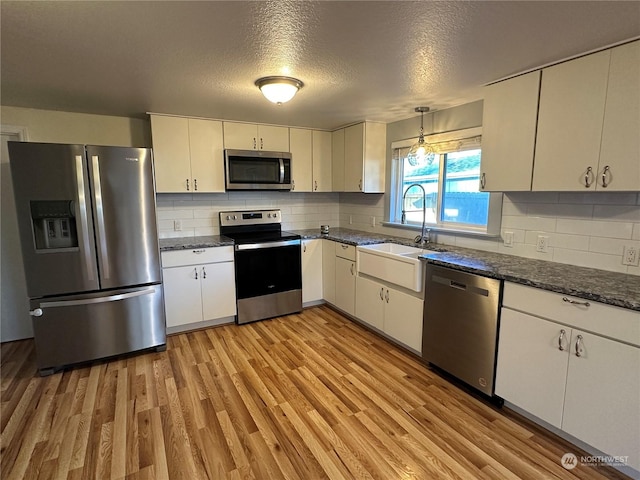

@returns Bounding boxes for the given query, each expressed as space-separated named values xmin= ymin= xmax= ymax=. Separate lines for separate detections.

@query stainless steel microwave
xmin=224 ymin=149 xmax=292 ymax=190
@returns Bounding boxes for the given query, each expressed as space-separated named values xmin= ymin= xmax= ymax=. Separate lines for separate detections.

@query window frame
xmin=388 ymin=127 xmax=503 ymax=236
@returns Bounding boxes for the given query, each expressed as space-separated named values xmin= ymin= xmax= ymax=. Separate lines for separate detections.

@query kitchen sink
xmin=357 ymin=243 xmax=439 ymax=292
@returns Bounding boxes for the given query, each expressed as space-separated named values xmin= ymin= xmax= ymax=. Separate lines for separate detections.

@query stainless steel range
xmin=220 ymin=209 xmax=302 ymax=324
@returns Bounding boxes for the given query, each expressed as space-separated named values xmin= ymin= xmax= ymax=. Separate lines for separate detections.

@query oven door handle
xmin=235 ymin=239 xmax=301 ymax=251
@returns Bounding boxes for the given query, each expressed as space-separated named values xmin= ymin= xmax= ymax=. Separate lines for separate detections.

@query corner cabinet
xmin=480 ymin=71 xmax=540 ymax=192
xmin=150 ymin=115 xmax=225 ymax=193
xmin=332 ymin=122 xmax=386 ymax=193
xmin=223 ymin=122 xmax=289 ymax=152
xmin=161 ymin=247 xmax=237 ymax=332
xmin=495 ymin=282 xmax=640 ymax=471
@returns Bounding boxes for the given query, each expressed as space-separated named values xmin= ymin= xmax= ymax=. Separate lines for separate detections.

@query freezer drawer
xmin=30 ymin=285 xmax=166 ymax=375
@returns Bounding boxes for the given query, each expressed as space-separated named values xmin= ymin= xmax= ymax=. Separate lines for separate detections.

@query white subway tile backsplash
xmin=556 ymin=218 xmax=634 ymax=239
xmin=633 ymin=224 xmax=640 ymax=240
xmin=589 ymin=237 xmax=639 ymax=256
xmin=526 ymin=203 xmax=593 ymax=219
xmin=552 ymin=248 xmax=628 ymax=273
xmin=593 ymin=205 xmax=640 ymax=222
xmin=502 ymin=215 xmax=557 ymax=231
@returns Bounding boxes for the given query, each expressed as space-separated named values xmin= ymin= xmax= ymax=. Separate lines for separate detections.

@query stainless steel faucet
xmin=401 ymin=183 xmax=430 ymax=247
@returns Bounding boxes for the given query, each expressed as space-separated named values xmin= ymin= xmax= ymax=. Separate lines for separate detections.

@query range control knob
xmin=233 ymin=215 xmax=237 ymax=220
xmin=226 ymin=215 xmax=232 ymax=220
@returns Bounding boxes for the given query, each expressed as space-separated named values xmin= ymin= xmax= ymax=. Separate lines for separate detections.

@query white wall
xmin=156 ymin=192 xmax=340 ymax=238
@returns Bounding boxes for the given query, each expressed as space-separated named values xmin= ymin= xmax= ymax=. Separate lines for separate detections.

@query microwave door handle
xmin=75 ymin=155 xmax=95 ymax=282
xmin=279 ymin=158 xmax=285 ymax=184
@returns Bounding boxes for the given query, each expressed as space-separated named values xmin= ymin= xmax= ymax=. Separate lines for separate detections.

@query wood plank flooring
xmin=1 ymin=305 xmax=630 ymax=479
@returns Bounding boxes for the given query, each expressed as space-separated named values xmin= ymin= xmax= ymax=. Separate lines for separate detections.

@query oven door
xmin=234 ymin=239 xmax=302 ymax=323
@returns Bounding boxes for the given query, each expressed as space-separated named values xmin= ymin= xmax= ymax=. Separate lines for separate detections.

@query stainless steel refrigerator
xmin=9 ymin=142 xmax=166 ymax=375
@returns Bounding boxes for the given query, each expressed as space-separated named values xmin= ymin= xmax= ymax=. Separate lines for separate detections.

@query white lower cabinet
xmin=334 ymin=256 xmax=356 ymax=316
xmin=161 ymin=247 xmax=236 ymax=331
xmin=322 ymin=240 xmax=336 ymax=305
xmin=496 ymin=282 xmax=640 ymax=472
xmin=301 ymin=239 xmax=323 ymax=304
xmin=355 ymin=275 xmax=423 ymax=352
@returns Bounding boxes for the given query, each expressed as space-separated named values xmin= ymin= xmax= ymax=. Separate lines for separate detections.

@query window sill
xmin=382 ymin=221 xmax=501 ymax=239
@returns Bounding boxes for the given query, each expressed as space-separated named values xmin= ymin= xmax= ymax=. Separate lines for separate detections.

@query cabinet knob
xmin=601 ymin=165 xmax=611 ymax=188
xmin=558 ymin=329 xmax=566 ymax=351
xmin=575 ymin=334 xmax=584 ymax=357
xmin=584 ymin=166 xmax=594 ymax=188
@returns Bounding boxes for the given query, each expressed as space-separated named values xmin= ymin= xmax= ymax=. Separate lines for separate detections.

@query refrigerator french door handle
xmin=38 ymin=287 xmax=156 ymax=309
xmin=75 ymin=155 xmax=95 ymax=282
xmin=91 ymin=155 xmax=110 ymax=279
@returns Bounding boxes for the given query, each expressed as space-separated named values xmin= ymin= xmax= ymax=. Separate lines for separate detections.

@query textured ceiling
xmin=1 ymin=1 xmax=639 ymax=130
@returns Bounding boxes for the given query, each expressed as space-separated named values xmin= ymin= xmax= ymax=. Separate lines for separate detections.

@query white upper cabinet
xmin=312 ymin=130 xmax=332 ymax=192
xmin=289 ymin=129 xmax=333 ymax=192
xmin=223 ymin=122 xmax=289 ymax=151
xmin=480 ymin=71 xmax=540 ymax=191
xmin=598 ymin=40 xmax=640 ymax=191
xmin=150 ymin=115 xmax=224 ymax=193
xmin=333 ymin=122 xmax=386 ymax=193
xmin=533 ymin=50 xmax=610 ymax=191
xmin=289 ymin=128 xmax=313 ymax=192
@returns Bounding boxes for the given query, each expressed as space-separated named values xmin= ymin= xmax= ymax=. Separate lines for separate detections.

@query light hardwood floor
xmin=1 ymin=305 xmax=630 ymax=480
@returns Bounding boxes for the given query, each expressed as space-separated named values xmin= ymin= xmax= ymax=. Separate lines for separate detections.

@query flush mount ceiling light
xmin=407 ymin=106 xmax=435 ymax=166
xmin=255 ymin=76 xmax=304 ymax=105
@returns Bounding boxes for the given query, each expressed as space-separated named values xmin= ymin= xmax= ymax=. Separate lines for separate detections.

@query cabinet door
xmin=355 ymin=276 xmax=384 ymax=330
xmin=223 ymin=122 xmax=258 ymax=150
xmin=599 ymin=41 xmax=640 ymax=191
xmin=384 ymin=287 xmax=423 ymax=353
xmin=188 ymin=118 xmax=225 ymax=193
xmin=200 ymin=262 xmax=237 ymax=321
xmin=289 ymin=128 xmax=313 ymax=192
xmin=258 ymin=125 xmax=289 ymax=151
xmin=344 ymin=123 xmax=364 ymax=192
xmin=163 ymin=266 xmax=203 ymax=327
xmin=495 ymin=308 xmax=569 ymax=428
xmin=312 ymin=130 xmax=332 ymax=192
xmin=562 ymin=331 xmax=640 ymax=471
xmin=480 ymin=71 xmax=540 ymax=191
xmin=302 ymin=239 xmax=323 ymax=303
xmin=322 ymin=240 xmax=336 ymax=304
xmin=362 ymin=122 xmax=386 ymax=193
xmin=334 ymin=257 xmax=356 ymax=315
xmin=331 ymin=129 xmax=345 ymax=192
xmin=150 ymin=115 xmax=191 ymax=193
xmin=533 ymin=51 xmax=610 ymax=191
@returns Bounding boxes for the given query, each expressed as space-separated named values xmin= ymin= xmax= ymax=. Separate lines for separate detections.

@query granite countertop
xmin=293 ymin=228 xmax=640 ymax=312
xmin=159 ymin=229 xmax=639 ymax=311
xmin=159 ymin=235 xmax=234 ymax=251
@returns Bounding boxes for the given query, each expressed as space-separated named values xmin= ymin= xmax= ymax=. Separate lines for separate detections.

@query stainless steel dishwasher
xmin=422 ymin=264 xmax=503 ymax=397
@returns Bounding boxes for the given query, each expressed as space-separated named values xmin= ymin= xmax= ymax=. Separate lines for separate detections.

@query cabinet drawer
xmin=503 ymin=282 xmax=640 ymax=346
xmin=335 ymin=242 xmax=356 ymax=261
xmin=161 ymin=246 xmax=234 ymax=268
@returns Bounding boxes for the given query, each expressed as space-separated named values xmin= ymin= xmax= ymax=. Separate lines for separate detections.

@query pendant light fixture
xmin=407 ymin=106 xmax=434 ymax=166
xmin=255 ymin=76 xmax=304 ymax=105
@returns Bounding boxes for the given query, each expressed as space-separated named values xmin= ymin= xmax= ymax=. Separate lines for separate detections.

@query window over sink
xmin=390 ymin=127 xmax=502 ymax=235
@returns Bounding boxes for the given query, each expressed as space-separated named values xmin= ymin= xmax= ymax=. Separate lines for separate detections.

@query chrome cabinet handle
xmin=379 ymin=287 xmax=384 ymax=300
xmin=192 ymin=249 xmax=205 ymax=254
xmin=350 ymin=263 xmax=355 ymax=275
xmin=558 ymin=329 xmax=566 ymax=351
xmin=358 ymin=179 xmax=362 ymax=191
xmin=601 ymin=165 xmax=610 ymax=188
xmin=314 ymin=180 xmax=318 ymax=191
xmin=575 ymin=334 xmax=583 ymax=357
xmin=562 ymin=297 xmax=590 ymax=307
xmin=194 ymin=267 xmax=198 ymax=280
xmin=385 ymin=289 xmax=389 ymax=303
xmin=341 ymin=244 xmax=349 ymax=249
xmin=260 ymin=138 xmax=264 ymax=150
xmin=480 ymin=172 xmax=486 ymax=189
xmin=292 ymin=179 xmax=295 ymax=191
xmin=194 ymin=178 xmax=198 ymax=191
xmin=253 ymin=137 xmax=257 ymax=149
xmin=584 ymin=166 xmax=594 ymax=188
xmin=202 ymin=266 xmax=207 ymax=279
xmin=186 ymin=178 xmax=190 ymax=191
xmin=303 ymin=243 xmax=307 ymax=253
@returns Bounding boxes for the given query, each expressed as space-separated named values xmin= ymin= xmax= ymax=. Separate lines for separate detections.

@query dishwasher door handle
xmin=450 ymin=281 xmax=467 ymax=290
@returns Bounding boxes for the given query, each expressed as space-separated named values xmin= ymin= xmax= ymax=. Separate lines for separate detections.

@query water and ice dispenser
xmin=30 ymin=200 xmax=78 ymax=250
